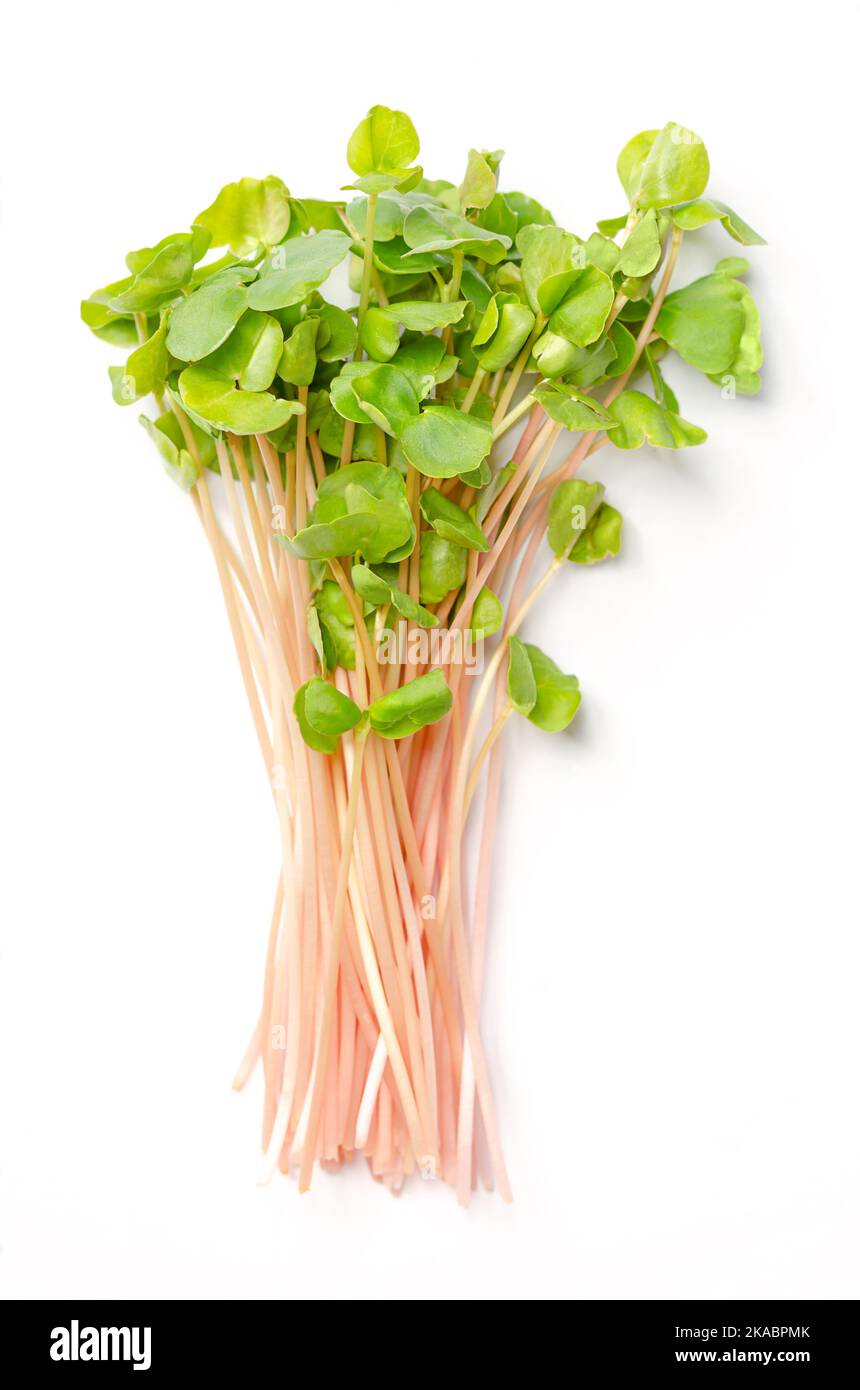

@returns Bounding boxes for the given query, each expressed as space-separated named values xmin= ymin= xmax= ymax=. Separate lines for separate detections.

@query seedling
xmin=82 ymin=107 xmax=765 ymax=1202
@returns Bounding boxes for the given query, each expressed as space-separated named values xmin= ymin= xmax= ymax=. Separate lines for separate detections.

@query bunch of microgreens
xmin=82 ymin=107 xmax=764 ymax=1202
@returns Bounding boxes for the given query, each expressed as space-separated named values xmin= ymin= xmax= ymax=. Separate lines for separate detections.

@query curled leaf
xmin=521 ymin=644 xmax=581 ymax=731
xmin=351 ymin=563 xmax=437 ymax=627
xmin=672 ymin=199 xmax=765 ymax=245
xmin=367 ymin=669 xmax=453 ymax=739
xmin=468 ymin=587 xmax=503 ymax=639
xmin=533 ymin=382 xmax=617 ymax=432
xmin=607 ymin=390 xmax=707 ymax=449
xmin=507 ymin=636 xmax=536 ymax=716
xmin=301 ymin=676 xmax=363 ymax=736
xmin=547 ymin=480 xmax=606 ymax=556
xmin=419 ymin=489 xmax=489 ymax=551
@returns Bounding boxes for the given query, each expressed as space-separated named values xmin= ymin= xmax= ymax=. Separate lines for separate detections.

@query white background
xmin=2 ymin=0 xmax=858 ymax=1301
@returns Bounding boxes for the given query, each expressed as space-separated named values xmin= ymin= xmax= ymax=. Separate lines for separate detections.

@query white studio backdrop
xmin=1 ymin=0 xmax=858 ymax=1300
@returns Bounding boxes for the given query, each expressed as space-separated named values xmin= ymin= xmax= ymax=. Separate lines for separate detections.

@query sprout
xmin=82 ymin=107 xmax=765 ymax=1202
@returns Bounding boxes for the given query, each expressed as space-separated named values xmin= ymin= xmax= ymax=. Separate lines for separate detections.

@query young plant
xmin=82 ymin=108 xmax=765 ymax=1202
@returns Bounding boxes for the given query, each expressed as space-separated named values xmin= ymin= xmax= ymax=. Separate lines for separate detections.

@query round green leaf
xmin=347 ymin=105 xmax=420 ymax=177
xmin=400 ymin=406 xmax=492 ymax=479
xmin=634 ymin=123 xmax=710 ymax=211
xmin=281 ymin=511 xmax=381 ymax=561
xmin=166 ymin=281 xmax=250 ymax=362
xmin=655 ymin=272 xmax=746 ymax=374
xmin=419 ymin=533 xmax=467 ymax=604
xmin=302 ymin=676 xmax=363 ymax=736
xmin=367 ymin=669 xmax=452 ymax=739
xmin=194 ymin=176 xmax=292 ymax=257
xmin=247 ymin=231 xmax=352 ymax=311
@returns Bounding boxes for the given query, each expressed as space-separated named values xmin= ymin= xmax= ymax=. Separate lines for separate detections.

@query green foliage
xmin=400 ymin=406 xmax=493 ymax=479
xmin=608 ymin=390 xmax=707 ymax=449
xmin=419 ymin=489 xmax=489 ymax=551
xmin=367 ymin=670 xmax=453 ymax=738
xmin=194 ymin=176 xmax=293 ymax=256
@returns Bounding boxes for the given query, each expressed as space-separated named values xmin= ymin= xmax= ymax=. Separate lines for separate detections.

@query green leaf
xmin=507 ymin=636 xmax=536 ymax=716
xmin=706 ymin=277 xmax=763 ymax=394
xmin=247 ymin=231 xmax=352 ymax=311
xmin=548 ymin=266 xmax=615 ymax=347
xmin=307 ymin=604 xmax=331 ymax=675
xmin=301 ymin=676 xmax=363 ymax=736
xmin=81 ymin=280 xmax=143 ymax=346
xmin=596 ymin=213 xmax=629 ymax=237
xmin=521 ymin=644 xmax=581 ymax=731
xmin=533 ymin=382 xmax=617 ymax=432
xmin=585 ymin=232 xmax=621 ymax=275
xmin=281 ymin=511 xmax=380 ymax=561
xmin=194 ymin=176 xmax=292 ymax=256
xmin=672 ymin=198 xmax=765 ymax=245
xmin=277 ymin=317 xmax=319 ymax=386
xmin=351 ymin=364 xmax=420 ymax=437
xmin=139 ymin=411 xmax=200 ymax=491
xmin=298 ymin=198 xmax=347 ymax=233
xmin=568 ymin=504 xmax=623 ymax=565
xmin=166 ymin=280 xmax=250 ymax=362
xmin=389 ymin=336 xmax=455 ymax=398
xmin=519 ymin=225 xmax=582 ymax=315
xmin=419 ymin=489 xmax=489 ymax=551
xmin=351 ymin=563 xmax=437 ymax=627
xmin=347 ymin=105 xmax=420 ymax=177
xmin=419 ymin=533 xmax=467 ymax=604
xmin=656 ymin=272 xmax=746 ymax=374
xmin=315 ymin=301 xmax=357 ymax=361
xmin=607 ymin=390 xmax=707 ymax=449
xmin=459 ymin=148 xmax=501 ymax=212
xmin=616 ymin=208 xmax=662 ymax=277
xmin=178 ymin=363 xmax=303 ymax=435
xmin=714 ymin=255 xmax=751 ymax=278
xmin=633 ymin=123 xmax=710 ymax=210
xmin=207 ymin=310 xmax=283 ymax=391
xmin=402 ymin=205 xmax=511 ymax=264
xmin=294 ymin=682 xmax=339 ymax=754
xmin=400 ymin=405 xmax=492 ymax=479
xmin=109 ymin=232 xmax=203 ymax=313
xmin=109 ymin=316 xmax=169 ymax=404
xmin=476 ymin=193 xmax=518 ymax=244
xmin=617 ymin=130 xmax=659 ymax=202
xmin=367 ymin=669 xmax=452 ymax=739
xmin=330 ymin=361 xmax=379 ymax=424
xmin=360 ymin=305 xmax=401 ymax=361
xmin=314 ymin=581 xmax=355 ymax=669
xmin=473 ymin=292 xmax=535 ymax=372
xmin=547 ymin=479 xmax=606 ymax=556
xmin=468 ymin=587 xmax=503 ymax=639
xmin=317 ymin=462 xmax=415 ymax=563
xmin=382 ymin=299 xmax=467 ymax=331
